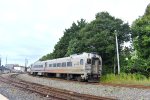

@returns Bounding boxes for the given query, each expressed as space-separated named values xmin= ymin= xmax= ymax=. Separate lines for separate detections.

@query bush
xmin=101 ymin=73 xmax=150 ymax=86
xmin=123 ymin=58 xmax=150 ymax=77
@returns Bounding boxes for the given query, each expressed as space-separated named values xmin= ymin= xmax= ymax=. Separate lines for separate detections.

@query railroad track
xmin=31 ymin=74 xmax=150 ymax=90
xmin=0 ymin=74 xmax=116 ymax=100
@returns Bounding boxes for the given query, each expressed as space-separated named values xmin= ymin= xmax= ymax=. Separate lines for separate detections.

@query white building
xmin=14 ymin=66 xmax=25 ymax=72
xmin=5 ymin=64 xmax=25 ymax=72
xmin=5 ymin=64 xmax=18 ymax=70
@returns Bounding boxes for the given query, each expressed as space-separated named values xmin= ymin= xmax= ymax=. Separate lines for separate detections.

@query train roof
xmin=34 ymin=52 xmax=101 ymax=63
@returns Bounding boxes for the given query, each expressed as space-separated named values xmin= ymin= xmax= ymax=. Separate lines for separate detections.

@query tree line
xmin=40 ymin=4 xmax=150 ymax=77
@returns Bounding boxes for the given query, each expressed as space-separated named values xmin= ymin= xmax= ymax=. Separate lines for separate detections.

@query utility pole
xmin=25 ymin=58 xmax=28 ymax=72
xmin=0 ymin=56 xmax=1 ymax=67
xmin=115 ymin=30 xmax=120 ymax=74
xmin=25 ymin=58 xmax=28 ymax=67
xmin=6 ymin=56 xmax=7 ymax=65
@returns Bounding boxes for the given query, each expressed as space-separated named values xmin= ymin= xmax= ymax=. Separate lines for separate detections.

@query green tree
xmin=131 ymin=4 xmax=150 ymax=60
xmin=129 ymin=4 xmax=150 ymax=77
xmin=67 ymin=12 xmax=131 ymax=73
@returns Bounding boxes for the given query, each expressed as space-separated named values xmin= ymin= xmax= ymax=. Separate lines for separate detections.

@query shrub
xmin=101 ymin=73 xmax=150 ymax=86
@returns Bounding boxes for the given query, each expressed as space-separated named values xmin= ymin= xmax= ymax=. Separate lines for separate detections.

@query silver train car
xmin=30 ymin=52 xmax=102 ymax=82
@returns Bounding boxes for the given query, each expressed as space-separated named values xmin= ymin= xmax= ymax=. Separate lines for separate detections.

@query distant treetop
xmin=145 ymin=3 xmax=150 ymax=15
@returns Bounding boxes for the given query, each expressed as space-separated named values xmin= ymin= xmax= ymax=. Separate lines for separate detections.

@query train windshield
xmin=87 ymin=58 xmax=101 ymax=65
xmin=92 ymin=58 xmax=101 ymax=65
xmin=87 ymin=59 xmax=91 ymax=64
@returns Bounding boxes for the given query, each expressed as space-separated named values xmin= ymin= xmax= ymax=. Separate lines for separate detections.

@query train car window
xmin=49 ymin=64 xmax=52 ymax=67
xmin=62 ymin=62 xmax=66 ymax=67
xmin=67 ymin=62 xmax=72 ymax=67
xmin=57 ymin=63 xmax=61 ymax=67
xmin=34 ymin=65 xmax=43 ymax=68
xmin=80 ymin=59 xmax=84 ymax=65
xmin=87 ymin=59 xmax=91 ymax=64
xmin=67 ymin=62 xmax=69 ymax=67
xmin=53 ymin=63 xmax=56 ymax=67
xmin=38 ymin=65 xmax=40 ymax=68
xmin=40 ymin=65 xmax=43 ymax=68
xmin=57 ymin=63 xmax=59 ymax=67
xmin=59 ymin=63 xmax=62 ymax=67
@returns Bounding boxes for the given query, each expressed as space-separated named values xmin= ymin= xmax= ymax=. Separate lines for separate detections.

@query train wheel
xmin=67 ymin=74 xmax=71 ymax=80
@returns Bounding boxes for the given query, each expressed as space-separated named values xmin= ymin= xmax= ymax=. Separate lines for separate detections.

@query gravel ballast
xmin=0 ymin=74 xmax=49 ymax=100
xmin=17 ymin=74 xmax=150 ymax=100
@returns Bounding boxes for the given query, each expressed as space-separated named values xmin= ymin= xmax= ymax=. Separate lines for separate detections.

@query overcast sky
xmin=0 ymin=0 xmax=149 ymax=66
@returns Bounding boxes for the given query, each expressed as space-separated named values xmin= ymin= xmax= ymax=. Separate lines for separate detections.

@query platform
xmin=0 ymin=94 xmax=8 ymax=100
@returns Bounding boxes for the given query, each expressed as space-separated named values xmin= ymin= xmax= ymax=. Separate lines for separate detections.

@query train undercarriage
xmin=30 ymin=72 xmax=100 ymax=82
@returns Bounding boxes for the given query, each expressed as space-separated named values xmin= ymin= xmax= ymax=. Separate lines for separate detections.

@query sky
xmin=0 ymin=0 xmax=149 ymax=66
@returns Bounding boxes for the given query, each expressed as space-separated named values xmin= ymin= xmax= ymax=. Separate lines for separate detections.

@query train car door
xmin=45 ymin=62 xmax=47 ymax=67
xmin=44 ymin=62 xmax=47 ymax=72
xmin=91 ymin=58 xmax=100 ymax=74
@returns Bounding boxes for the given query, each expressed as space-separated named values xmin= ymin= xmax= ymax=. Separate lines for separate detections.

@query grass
xmin=101 ymin=73 xmax=150 ymax=86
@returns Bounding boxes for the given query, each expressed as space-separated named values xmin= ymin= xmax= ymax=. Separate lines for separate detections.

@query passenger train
xmin=30 ymin=52 xmax=102 ymax=82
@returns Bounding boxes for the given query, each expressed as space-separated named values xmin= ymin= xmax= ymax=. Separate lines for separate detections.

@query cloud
xmin=34 ymin=23 xmax=48 ymax=33
xmin=0 ymin=12 xmax=17 ymax=22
